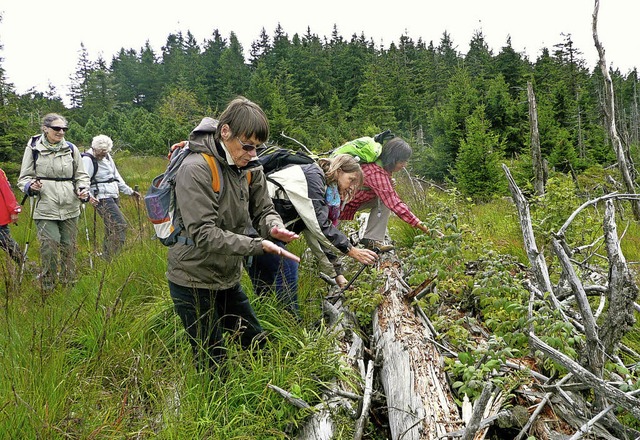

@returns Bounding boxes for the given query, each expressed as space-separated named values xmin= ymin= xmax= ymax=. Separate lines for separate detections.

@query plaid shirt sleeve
xmin=366 ymin=164 xmax=420 ymax=226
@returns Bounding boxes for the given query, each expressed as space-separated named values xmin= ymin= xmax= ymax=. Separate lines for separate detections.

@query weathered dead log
xmin=600 ymin=200 xmax=639 ymax=354
xmin=527 ymin=81 xmax=545 ymax=196
xmin=529 ymin=332 xmax=640 ymax=419
xmin=503 ymin=164 xmax=572 ymax=330
xmin=353 ymin=359 xmax=374 ymax=440
xmin=551 ymin=238 xmax=604 ymax=377
xmin=294 ymin=294 xmax=367 ymax=439
xmin=373 ymin=254 xmax=462 ymax=439
xmin=502 ymin=164 xmax=555 ymax=296
xmin=592 ymin=0 xmax=640 ymax=220
xmin=461 ymin=383 xmax=493 ymax=440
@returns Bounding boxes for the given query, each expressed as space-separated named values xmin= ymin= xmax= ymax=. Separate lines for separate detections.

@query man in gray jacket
xmin=167 ymin=97 xmax=299 ymax=371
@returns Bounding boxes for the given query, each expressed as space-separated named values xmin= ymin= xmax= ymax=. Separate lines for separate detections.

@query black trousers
xmin=168 ymin=280 xmax=265 ymax=370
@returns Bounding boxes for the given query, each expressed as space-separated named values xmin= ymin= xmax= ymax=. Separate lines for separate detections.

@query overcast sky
xmin=1 ymin=0 xmax=638 ymax=101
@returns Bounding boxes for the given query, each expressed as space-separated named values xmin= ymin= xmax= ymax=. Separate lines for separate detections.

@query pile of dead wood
xmin=268 ymin=172 xmax=640 ymax=439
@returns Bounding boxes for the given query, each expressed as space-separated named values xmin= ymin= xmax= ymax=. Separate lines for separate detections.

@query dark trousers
xmin=95 ymin=197 xmax=127 ymax=260
xmin=0 ymin=224 xmax=22 ymax=264
xmin=168 ymin=280 xmax=265 ymax=370
xmin=247 ymin=243 xmax=299 ymax=315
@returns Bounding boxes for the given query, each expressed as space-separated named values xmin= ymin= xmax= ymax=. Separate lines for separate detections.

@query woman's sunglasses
xmin=237 ymin=138 xmax=258 ymax=152
xmin=47 ymin=125 xmax=69 ymax=132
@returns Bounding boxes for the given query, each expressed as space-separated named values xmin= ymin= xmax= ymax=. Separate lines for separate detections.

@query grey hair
xmin=41 ymin=113 xmax=68 ymax=128
xmin=91 ymin=134 xmax=113 ymax=153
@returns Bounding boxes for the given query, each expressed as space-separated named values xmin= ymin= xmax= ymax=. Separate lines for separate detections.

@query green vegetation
xmin=1 ymin=17 xmax=639 ymax=438
xmin=1 ymin=156 xmax=639 ymax=438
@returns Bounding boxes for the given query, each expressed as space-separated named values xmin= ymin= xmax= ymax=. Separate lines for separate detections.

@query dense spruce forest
xmin=0 ymin=24 xmax=638 ymax=199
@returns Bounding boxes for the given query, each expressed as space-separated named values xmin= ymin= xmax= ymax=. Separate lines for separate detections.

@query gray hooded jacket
xmin=167 ymin=117 xmax=284 ymax=290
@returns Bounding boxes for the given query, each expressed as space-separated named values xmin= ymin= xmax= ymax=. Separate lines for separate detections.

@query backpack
xmin=330 ymin=136 xmax=382 ymax=164
xmin=144 ymin=141 xmax=251 ymax=246
xmin=329 ymin=130 xmax=395 ymax=164
xmin=29 ymin=135 xmax=77 ymax=182
xmin=257 ymin=144 xmax=317 ymax=175
xmin=81 ymin=152 xmax=119 ymax=192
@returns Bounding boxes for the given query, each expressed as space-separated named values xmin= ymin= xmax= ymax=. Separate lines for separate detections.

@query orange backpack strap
xmin=201 ymin=153 xmax=222 ymax=193
xmin=200 ymin=153 xmax=252 ymax=192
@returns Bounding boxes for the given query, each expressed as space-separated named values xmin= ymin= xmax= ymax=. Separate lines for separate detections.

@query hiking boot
xmin=360 ymin=238 xmax=394 ymax=253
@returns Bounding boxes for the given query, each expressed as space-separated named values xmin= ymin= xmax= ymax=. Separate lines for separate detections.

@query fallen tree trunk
xmin=295 ymin=296 xmax=365 ymax=439
xmin=373 ymin=253 xmax=462 ymax=439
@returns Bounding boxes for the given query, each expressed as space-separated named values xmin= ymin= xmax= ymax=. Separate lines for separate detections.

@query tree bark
xmin=373 ymin=254 xmax=462 ymax=439
xmin=599 ymin=200 xmax=638 ymax=354
xmin=592 ymin=0 xmax=640 ymax=220
xmin=527 ymin=81 xmax=545 ymax=196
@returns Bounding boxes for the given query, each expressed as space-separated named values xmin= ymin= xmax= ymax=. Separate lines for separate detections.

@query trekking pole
xmin=19 ymin=196 xmax=36 ymax=283
xmin=341 ymin=262 xmax=368 ymax=292
xmin=91 ymin=190 xmax=97 ymax=251
xmin=134 ymin=184 xmax=142 ymax=241
xmin=81 ymin=203 xmax=93 ymax=269
xmin=280 ymin=132 xmax=313 ymax=155
xmin=340 ymin=246 xmax=393 ymax=293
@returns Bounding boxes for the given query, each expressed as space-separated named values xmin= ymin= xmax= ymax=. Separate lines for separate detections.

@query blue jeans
xmin=247 ymin=242 xmax=299 ymax=315
xmin=168 ymin=281 xmax=265 ymax=371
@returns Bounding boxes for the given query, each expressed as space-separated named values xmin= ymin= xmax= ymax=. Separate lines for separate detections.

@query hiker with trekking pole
xmin=0 ymin=166 xmax=23 ymax=266
xmin=247 ymin=153 xmax=378 ymax=315
xmin=82 ymin=134 xmax=141 ymax=261
xmin=17 ymin=113 xmax=91 ymax=291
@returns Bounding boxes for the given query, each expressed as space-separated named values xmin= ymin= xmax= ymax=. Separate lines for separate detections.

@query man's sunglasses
xmin=47 ymin=125 xmax=69 ymax=132
xmin=238 ymin=138 xmax=258 ymax=152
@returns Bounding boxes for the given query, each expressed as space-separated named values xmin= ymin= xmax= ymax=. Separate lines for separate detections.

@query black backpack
xmin=257 ymin=145 xmax=317 ymax=175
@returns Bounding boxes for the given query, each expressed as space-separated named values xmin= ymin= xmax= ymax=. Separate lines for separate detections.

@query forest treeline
xmin=0 ymin=23 xmax=639 ymax=198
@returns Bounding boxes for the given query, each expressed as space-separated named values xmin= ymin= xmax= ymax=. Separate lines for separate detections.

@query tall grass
xmin=0 ymin=155 xmax=355 ymax=438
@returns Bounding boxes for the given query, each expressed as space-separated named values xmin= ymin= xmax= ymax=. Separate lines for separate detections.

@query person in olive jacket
xmin=167 ymin=97 xmax=299 ymax=371
xmin=18 ymin=113 xmax=91 ymax=291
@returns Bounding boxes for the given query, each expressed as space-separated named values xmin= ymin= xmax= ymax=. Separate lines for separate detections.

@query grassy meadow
xmin=1 ymin=155 xmax=639 ymax=438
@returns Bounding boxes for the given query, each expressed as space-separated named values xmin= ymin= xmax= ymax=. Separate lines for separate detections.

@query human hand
xmin=30 ymin=179 xmax=43 ymax=194
xmin=132 ymin=191 xmax=142 ymax=200
xmin=261 ymin=239 xmax=300 ymax=263
xmin=335 ymin=274 xmax=348 ymax=289
xmin=347 ymin=246 xmax=378 ymax=265
xmin=89 ymin=196 xmax=99 ymax=207
xmin=77 ymin=187 xmax=90 ymax=202
xmin=10 ymin=213 xmax=19 ymax=224
xmin=270 ymin=226 xmax=299 ymax=243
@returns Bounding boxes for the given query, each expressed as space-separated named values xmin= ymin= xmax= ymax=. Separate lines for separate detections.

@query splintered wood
xmin=373 ymin=257 xmax=463 ymax=439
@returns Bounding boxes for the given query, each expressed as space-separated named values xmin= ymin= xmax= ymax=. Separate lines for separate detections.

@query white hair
xmin=91 ymin=134 xmax=113 ymax=153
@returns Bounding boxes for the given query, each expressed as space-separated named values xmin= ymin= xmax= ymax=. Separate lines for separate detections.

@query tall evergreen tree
xmin=454 ymin=105 xmax=504 ymax=199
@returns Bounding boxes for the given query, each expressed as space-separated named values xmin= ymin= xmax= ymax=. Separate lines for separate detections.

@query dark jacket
xmin=167 ymin=117 xmax=284 ymax=289
xmin=266 ymin=163 xmax=352 ymax=277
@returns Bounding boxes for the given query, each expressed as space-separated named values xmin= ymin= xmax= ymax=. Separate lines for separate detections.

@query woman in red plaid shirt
xmin=340 ymin=137 xmax=431 ymax=250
